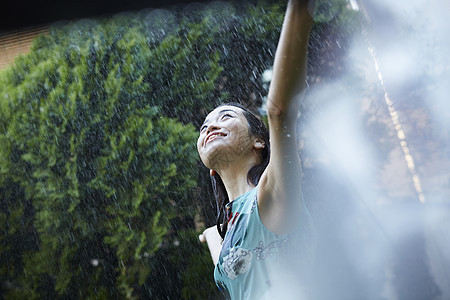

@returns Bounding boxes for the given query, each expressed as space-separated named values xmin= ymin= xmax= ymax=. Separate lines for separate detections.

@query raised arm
xmin=258 ymin=0 xmax=313 ymax=233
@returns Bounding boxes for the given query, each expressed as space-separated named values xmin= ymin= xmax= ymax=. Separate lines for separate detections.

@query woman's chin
xmin=201 ymin=147 xmax=235 ymax=171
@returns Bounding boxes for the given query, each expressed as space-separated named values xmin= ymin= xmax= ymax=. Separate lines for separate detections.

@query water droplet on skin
xmin=286 ymin=134 xmax=291 ymax=138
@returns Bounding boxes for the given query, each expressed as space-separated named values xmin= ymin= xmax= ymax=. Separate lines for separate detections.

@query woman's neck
xmin=218 ymin=162 xmax=256 ymax=202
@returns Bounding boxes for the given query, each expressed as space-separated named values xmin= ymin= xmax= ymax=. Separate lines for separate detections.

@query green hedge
xmin=0 ymin=12 xmax=219 ymax=299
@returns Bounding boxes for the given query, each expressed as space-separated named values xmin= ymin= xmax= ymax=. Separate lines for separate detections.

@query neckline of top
xmin=225 ymin=186 xmax=257 ymax=210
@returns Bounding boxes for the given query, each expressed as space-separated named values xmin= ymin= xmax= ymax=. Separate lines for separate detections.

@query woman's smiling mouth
xmin=205 ymin=132 xmax=228 ymax=146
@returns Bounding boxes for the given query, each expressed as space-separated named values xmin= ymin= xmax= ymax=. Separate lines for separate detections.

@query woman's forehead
xmin=204 ymin=105 xmax=244 ymax=120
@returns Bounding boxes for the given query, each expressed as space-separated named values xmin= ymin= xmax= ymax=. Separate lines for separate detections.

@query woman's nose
xmin=207 ymin=123 xmax=220 ymax=133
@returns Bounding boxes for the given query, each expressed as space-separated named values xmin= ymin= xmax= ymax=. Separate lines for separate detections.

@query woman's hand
xmin=199 ymin=225 xmax=223 ymax=265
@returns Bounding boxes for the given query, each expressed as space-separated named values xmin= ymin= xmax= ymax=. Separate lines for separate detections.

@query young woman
xmin=198 ymin=0 xmax=314 ymax=298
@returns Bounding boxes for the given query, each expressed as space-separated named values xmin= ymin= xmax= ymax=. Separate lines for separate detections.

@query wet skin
xmin=197 ymin=105 xmax=257 ymax=172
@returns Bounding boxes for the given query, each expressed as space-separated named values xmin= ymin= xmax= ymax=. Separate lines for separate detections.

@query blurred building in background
xmin=0 ymin=26 xmax=48 ymax=70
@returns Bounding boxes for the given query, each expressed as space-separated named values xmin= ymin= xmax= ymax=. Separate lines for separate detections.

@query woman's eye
xmin=221 ymin=114 xmax=232 ymax=120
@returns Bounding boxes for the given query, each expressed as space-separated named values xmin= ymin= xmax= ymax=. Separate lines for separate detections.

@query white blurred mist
xmin=292 ymin=0 xmax=450 ymax=299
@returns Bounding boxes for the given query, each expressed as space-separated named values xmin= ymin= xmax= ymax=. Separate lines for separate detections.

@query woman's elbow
xmin=266 ymin=99 xmax=286 ymax=120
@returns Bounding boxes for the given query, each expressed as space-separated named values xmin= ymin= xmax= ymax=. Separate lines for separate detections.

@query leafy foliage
xmin=0 ymin=12 xmax=211 ymax=299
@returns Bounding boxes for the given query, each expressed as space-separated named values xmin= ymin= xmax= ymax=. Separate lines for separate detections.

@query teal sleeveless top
xmin=214 ymin=186 xmax=314 ymax=299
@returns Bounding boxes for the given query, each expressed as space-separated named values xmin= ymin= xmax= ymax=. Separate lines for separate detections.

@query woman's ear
xmin=253 ymin=139 xmax=265 ymax=150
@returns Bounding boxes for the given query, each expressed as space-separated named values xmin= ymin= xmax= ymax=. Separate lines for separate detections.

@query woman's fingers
xmin=199 ymin=234 xmax=206 ymax=243
xmin=199 ymin=225 xmax=217 ymax=243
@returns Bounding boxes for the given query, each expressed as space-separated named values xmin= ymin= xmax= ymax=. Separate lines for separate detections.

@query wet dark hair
xmin=209 ymin=102 xmax=270 ymax=239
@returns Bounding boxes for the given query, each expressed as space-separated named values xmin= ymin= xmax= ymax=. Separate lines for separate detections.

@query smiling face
xmin=197 ymin=105 xmax=258 ymax=171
